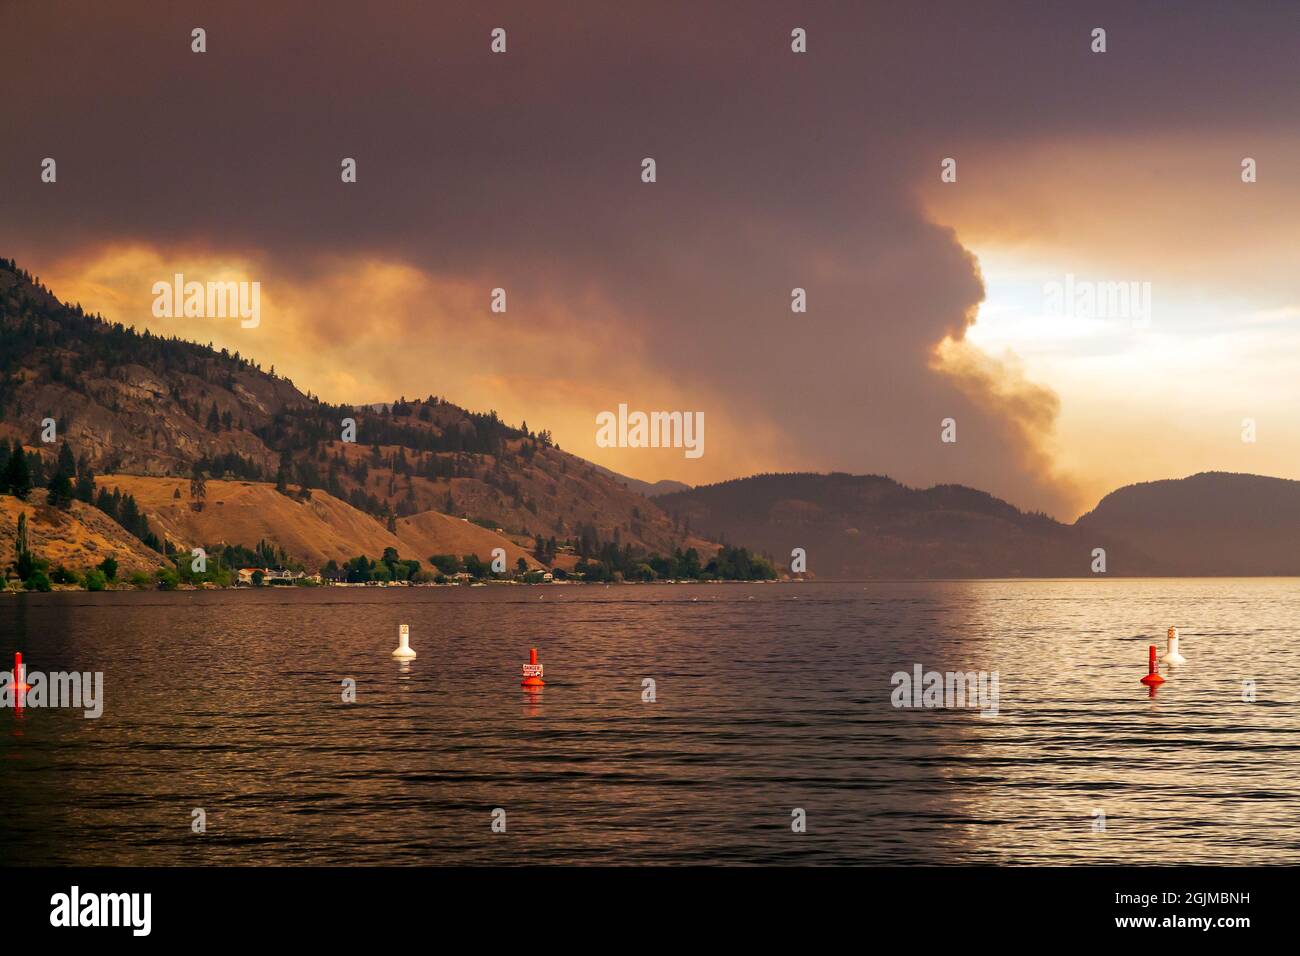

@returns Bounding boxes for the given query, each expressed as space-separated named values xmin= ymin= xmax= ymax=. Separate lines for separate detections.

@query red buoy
xmin=521 ymin=647 xmax=545 ymax=688
xmin=13 ymin=651 xmax=31 ymax=692
xmin=1139 ymin=644 xmax=1165 ymax=686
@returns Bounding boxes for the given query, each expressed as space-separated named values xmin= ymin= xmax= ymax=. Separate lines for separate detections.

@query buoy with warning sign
xmin=1140 ymin=644 xmax=1165 ymax=687
xmin=1162 ymin=626 xmax=1186 ymax=665
xmin=521 ymin=647 xmax=544 ymax=688
xmin=392 ymin=624 xmax=416 ymax=660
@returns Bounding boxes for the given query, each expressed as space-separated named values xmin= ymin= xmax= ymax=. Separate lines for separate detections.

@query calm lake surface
xmin=2 ymin=580 xmax=1297 ymax=865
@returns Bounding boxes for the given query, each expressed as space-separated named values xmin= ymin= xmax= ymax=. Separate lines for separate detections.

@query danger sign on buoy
xmin=521 ymin=648 xmax=544 ymax=688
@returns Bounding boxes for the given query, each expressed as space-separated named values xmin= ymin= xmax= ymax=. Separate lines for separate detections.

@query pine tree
xmin=95 ymin=487 xmax=117 ymax=521
xmin=47 ymin=471 xmax=74 ymax=509
xmin=4 ymin=444 xmax=32 ymax=500
xmin=27 ymin=450 xmax=45 ymax=488
xmin=120 ymin=493 xmax=140 ymax=533
xmin=14 ymin=510 xmax=37 ymax=582
xmin=56 ymin=441 xmax=76 ymax=479
xmin=75 ymin=467 xmax=96 ymax=502
xmin=190 ymin=465 xmax=207 ymax=500
xmin=275 ymin=448 xmax=292 ymax=494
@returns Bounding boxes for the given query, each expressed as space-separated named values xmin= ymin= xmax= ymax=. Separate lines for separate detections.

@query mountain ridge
xmin=0 ymin=257 xmax=719 ymax=575
xmin=5 ymin=258 xmax=1297 ymax=580
xmin=659 ymin=469 xmax=1300 ymax=578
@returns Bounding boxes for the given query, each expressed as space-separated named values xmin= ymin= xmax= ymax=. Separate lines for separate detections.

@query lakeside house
xmin=236 ymin=568 xmax=317 ymax=586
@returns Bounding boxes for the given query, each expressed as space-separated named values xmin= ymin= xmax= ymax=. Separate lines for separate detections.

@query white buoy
xmin=392 ymin=623 xmax=416 ymax=659
xmin=1161 ymin=625 xmax=1186 ymax=665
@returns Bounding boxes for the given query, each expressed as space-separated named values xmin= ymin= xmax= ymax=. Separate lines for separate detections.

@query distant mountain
xmin=656 ymin=472 xmax=1120 ymax=578
xmin=0 ymin=258 xmax=716 ymax=569
xmin=1075 ymin=471 xmax=1300 ymax=575
xmin=663 ymin=470 xmax=1300 ymax=578
xmin=589 ymin=463 xmax=691 ymax=498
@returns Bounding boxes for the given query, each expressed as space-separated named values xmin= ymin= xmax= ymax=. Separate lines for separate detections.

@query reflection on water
xmin=1 ymin=580 xmax=1297 ymax=865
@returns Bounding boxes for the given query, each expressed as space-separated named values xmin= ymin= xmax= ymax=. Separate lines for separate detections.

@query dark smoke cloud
xmin=3 ymin=0 xmax=1294 ymax=516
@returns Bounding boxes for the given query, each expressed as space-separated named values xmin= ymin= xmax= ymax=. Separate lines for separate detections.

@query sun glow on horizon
xmin=959 ymin=243 xmax=1300 ymax=519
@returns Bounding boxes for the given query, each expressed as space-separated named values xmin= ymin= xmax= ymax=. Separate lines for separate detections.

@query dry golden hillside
xmin=0 ymin=497 xmax=164 ymax=576
xmin=395 ymin=510 xmax=541 ymax=570
xmin=3 ymin=263 xmax=720 ymax=570
xmin=3 ymin=262 xmax=730 ymax=577
xmin=97 ymin=475 xmax=537 ymax=570
xmin=324 ymin=434 xmax=700 ymax=556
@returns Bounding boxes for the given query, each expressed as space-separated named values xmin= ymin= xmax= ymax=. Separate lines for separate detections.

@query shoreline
xmin=1 ymin=577 xmax=794 ymax=594
xmin=9 ymin=574 xmax=1300 ymax=595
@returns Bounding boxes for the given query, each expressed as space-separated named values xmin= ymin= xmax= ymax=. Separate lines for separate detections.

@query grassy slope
xmin=0 ymin=496 xmax=164 ymax=576
xmin=395 ymin=510 xmax=542 ymax=570
xmin=98 ymin=475 xmax=538 ymax=569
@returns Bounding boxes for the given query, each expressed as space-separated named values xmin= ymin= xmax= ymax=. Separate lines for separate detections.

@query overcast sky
xmin=4 ymin=0 xmax=1297 ymax=518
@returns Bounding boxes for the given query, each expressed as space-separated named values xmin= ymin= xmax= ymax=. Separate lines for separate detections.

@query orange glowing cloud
xmin=41 ymin=244 xmax=792 ymax=485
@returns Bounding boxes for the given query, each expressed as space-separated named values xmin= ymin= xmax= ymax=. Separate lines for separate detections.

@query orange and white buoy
xmin=1140 ymin=644 xmax=1165 ymax=687
xmin=1161 ymin=626 xmax=1186 ymax=665
xmin=521 ymin=648 xmax=544 ymax=688
xmin=392 ymin=624 xmax=416 ymax=660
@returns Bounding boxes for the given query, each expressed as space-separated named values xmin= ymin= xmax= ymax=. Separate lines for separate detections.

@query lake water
xmin=2 ymin=580 xmax=1297 ymax=865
